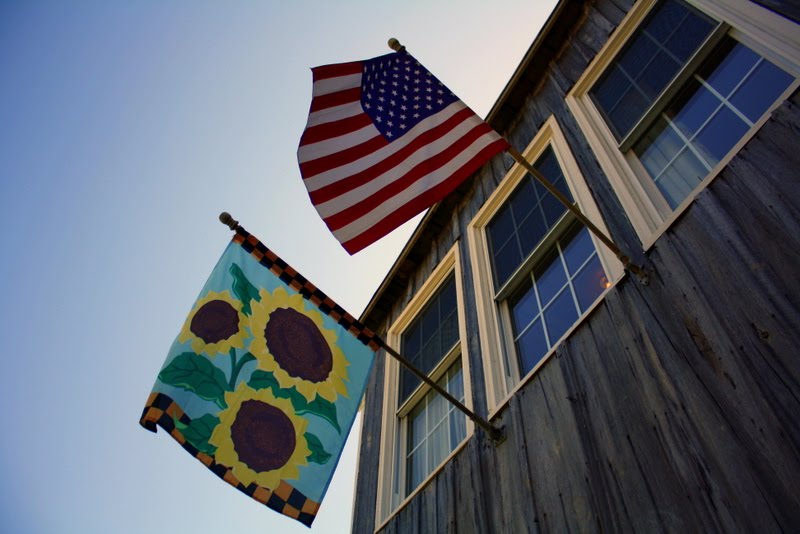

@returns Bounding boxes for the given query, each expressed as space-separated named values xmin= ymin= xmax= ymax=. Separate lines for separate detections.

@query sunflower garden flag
xmin=140 ymin=226 xmax=378 ymax=527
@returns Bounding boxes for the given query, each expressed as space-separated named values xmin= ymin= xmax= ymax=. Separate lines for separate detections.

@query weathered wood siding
xmin=352 ymin=0 xmax=800 ymax=532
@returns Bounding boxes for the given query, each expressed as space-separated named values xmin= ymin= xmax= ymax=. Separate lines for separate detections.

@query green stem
xmin=229 ymin=350 xmax=255 ymax=390
xmin=229 ymin=348 xmax=238 ymax=390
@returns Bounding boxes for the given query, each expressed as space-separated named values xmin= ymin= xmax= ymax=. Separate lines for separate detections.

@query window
xmin=398 ymin=275 xmax=465 ymax=497
xmin=375 ymin=246 xmax=472 ymax=525
xmin=505 ymin=222 xmax=608 ymax=376
xmin=469 ymin=117 xmax=623 ymax=411
xmin=568 ymin=0 xmax=799 ymax=246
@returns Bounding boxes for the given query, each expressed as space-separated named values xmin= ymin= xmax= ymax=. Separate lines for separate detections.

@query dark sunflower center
xmin=265 ymin=307 xmax=333 ymax=383
xmin=231 ymin=400 xmax=296 ymax=472
xmin=190 ymin=299 xmax=239 ymax=344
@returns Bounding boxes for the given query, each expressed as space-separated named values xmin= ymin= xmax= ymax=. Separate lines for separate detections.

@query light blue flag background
xmin=145 ymin=237 xmax=375 ymax=508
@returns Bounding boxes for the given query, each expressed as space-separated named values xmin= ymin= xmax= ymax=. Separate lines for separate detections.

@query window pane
xmin=510 ymin=278 xmax=538 ymax=333
xmin=730 ymin=58 xmax=794 ymax=123
xmin=656 ymin=148 xmax=707 ymax=208
xmin=407 ymin=448 xmax=426 ymax=492
xmin=427 ymin=420 xmax=449 ymax=475
xmin=589 ymin=0 xmax=716 ymax=140
xmin=508 ymin=223 xmax=608 ymax=377
xmin=447 ymin=363 xmax=463 ymax=395
xmin=590 ymin=0 xmax=716 ymax=139
xmin=400 ymin=275 xmax=459 ymax=404
xmin=399 ymin=368 xmax=417 ymax=404
xmin=638 ymin=116 xmax=684 ymax=179
xmin=517 ymin=318 xmax=548 ymax=375
xmin=705 ymin=42 xmax=759 ymax=96
xmin=573 ymin=255 xmax=608 ymax=310
xmin=405 ymin=362 xmax=465 ymax=496
xmin=693 ymin=105 xmax=749 ymax=164
xmin=492 ymin=239 xmax=522 ymax=288
xmin=543 ymin=289 xmax=579 ymax=346
xmin=409 ymin=401 xmax=427 ymax=450
xmin=672 ymin=83 xmax=717 ymax=138
xmin=535 ymin=249 xmax=567 ymax=306
xmin=634 ymin=36 xmax=793 ymax=209
xmin=449 ymin=407 xmax=466 ymax=449
xmin=516 ymin=210 xmax=548 ymax=256
xmin=487 ymin=204 xmax=515 ymax=249
xmin=487 ymin=146 xmax=572 ymax=290
xmin=563 ymin=226 xmax=595 ymax=275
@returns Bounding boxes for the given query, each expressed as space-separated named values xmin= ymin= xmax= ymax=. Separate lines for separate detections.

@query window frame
xmin=374 ymin=244 xmax=474 ymax=528
xmin=468 ymin=116 xmax=623 ymax=414
xmin=566 ymin=0 xmax=800 ymax=248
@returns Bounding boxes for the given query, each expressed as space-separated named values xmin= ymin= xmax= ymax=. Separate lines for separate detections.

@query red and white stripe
xmin=298 ymin=60 xmax=508 ymax=254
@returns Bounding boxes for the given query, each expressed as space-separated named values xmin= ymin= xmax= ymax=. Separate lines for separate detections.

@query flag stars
xmin=361 ymin=54 xmax=458 ymax=142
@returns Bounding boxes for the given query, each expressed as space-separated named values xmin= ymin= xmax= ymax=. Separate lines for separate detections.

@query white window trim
xmin=566 ymin=0 xmax=800 ymax=249
xmin=374 ymin=243 xmax=474 ymax=529
xmin=467 ymin=116 xmax=624 ymax=413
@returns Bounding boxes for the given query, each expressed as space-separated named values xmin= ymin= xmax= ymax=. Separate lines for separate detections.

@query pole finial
xmin=388 ymin=38 xmax=405 ymax=53
xmin=219 ymin=212 xmax=239 ymax=231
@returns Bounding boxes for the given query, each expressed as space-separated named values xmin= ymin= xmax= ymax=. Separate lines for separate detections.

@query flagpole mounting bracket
xmin=219 ymin=212 xmax=240 ymax=231
xmin=489 ymin=425 xmax=506 ymax=446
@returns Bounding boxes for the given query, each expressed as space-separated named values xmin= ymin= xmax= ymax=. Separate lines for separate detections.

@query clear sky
xmin=0 ymin=1 xmax=557 ymax=532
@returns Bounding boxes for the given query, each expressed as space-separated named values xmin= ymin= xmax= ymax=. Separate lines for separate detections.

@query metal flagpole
xmin=387 ymin=39 xmax=649 ymax=285
xmin=377 ymin=340 xmax=504 ymax=443
xmin=218 ymin=213 xmax=506 ymax=444
xmin=505 ymin=147 xmax=648 ymax=283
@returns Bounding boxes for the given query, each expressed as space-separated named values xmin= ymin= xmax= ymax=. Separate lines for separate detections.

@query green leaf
xmin=158 ymin=353 xmax=230 ymax=408
xmin=297 ymin=396 xmax=341 ymax=434
xmin=248 ymin=371 xmax=341 ymax=433
xmin=248 ymin=369 xmax=281 ymax=391
xmin=175 ymin=414 xmax=220 ymax=455
xmin=305 ymin=432 xmax=332 ymax=465
xmin=229 ymin=263 xmax=260 ymax=315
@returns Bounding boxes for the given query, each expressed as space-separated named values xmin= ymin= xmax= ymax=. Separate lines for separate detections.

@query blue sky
xmin=0 ymin=1 xmax=556 ymax=532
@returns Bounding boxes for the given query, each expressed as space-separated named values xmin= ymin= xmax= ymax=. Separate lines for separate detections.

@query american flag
xmin=298 ymin=50 xmax=509 ymax=254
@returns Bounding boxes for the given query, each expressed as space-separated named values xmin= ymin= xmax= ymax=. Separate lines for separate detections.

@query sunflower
xmin=248 ymin=287 xmax=349 ymax=402
xmin=210 ymin=385 xmax=310 ymax=489
xmin=178 ymin=290 xmax=247 ymax=356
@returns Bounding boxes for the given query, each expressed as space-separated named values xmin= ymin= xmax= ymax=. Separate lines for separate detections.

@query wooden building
xmin=352 ymin=0 xmax=800 ymax=532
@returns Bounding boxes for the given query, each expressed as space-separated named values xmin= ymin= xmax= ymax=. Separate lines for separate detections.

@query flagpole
xmin=387 ymin=39 xmax=649 ymax=285
xmin=377 ymin=340 xmax=504 ymax=443
xmin=505 ymin=147 xmax=648 ymax=282
xmin=218 ymin=212 xmax=506 ymax=444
